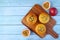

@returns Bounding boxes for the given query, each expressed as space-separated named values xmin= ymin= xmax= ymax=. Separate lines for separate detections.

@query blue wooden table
xmin=0 ymin=0 xmax=60 ymax=40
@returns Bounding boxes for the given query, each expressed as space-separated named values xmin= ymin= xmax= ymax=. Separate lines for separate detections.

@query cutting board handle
xmin=49 ymin=29 xmax=58 ymax=38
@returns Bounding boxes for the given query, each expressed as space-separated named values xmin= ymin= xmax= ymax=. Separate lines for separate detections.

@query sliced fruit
xmin=26 ymin=13 xmax=37 ymax=25
xmin=39 ymin=13 xmax=50 ymax=24
xmin=42 ymin=1 xmax=50 ymax=10
xmin=35 ymin=24 xmax=46 ymax=35
xmin=22 ymin=29 xmax=30 ymax=37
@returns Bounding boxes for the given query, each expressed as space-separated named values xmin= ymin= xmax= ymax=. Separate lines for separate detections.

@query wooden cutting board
xmin=22 ymin=4 xmax=58 ymax=38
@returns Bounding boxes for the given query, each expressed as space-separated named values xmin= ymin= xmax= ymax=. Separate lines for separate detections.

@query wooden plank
xmin=0 ymin=7 xmax=31 ymax=15
xmin=0 ymin=0 xmax=43 ymax=6
xmin=0 ymin=35 xmax=40 ymax=40
xmin=0 ymin=16 xmax=60 ymax=24
xmin=0 ymin=15 xmax=23 ymax=24
xmin=0 ymin=25 xmax=35 ymax=35
xmin=0 ymin=25 xmax=59 ymax=35
xmin=0 ymin=35 xmax=21 ymax=40
xmin=0 ymin=7 xmax=60 ymax=15
xmin=0 ymin=0 xmax=59 ymax=7
xmin=0 ymin=35 xmax=60 ymax=40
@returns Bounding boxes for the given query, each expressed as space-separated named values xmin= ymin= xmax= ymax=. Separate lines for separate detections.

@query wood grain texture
xmin=22 ymin=4 xmax=58 ymax=38
xmin=0 ymin=0 xmax=60 ymax=40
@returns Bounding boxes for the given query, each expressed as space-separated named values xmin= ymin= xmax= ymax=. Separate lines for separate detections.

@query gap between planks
xmin=0 ymin=24 xmax=60 ymax=26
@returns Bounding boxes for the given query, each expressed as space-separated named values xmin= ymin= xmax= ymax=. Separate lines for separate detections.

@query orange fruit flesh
xmin=26 ymin=13 xmax=37 ymax=25
xmin=22 ymin=30 xmax=30 ymax=37
xmin=35 ymin=24 xmax=46 ymax=34
xmin=39 ymin=13 xmax=50 ymax=24
xmin=43 ymin=2 xmax=49 ymax=9
xmin=42 ymin=1 xmax=50 ymax=10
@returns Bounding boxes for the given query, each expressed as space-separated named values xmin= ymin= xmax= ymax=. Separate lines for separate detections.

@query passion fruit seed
xmin=29 ymin=16 xmax=34 ymax=22
xmin=38 ymin=26 xmax=44 ymax=32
